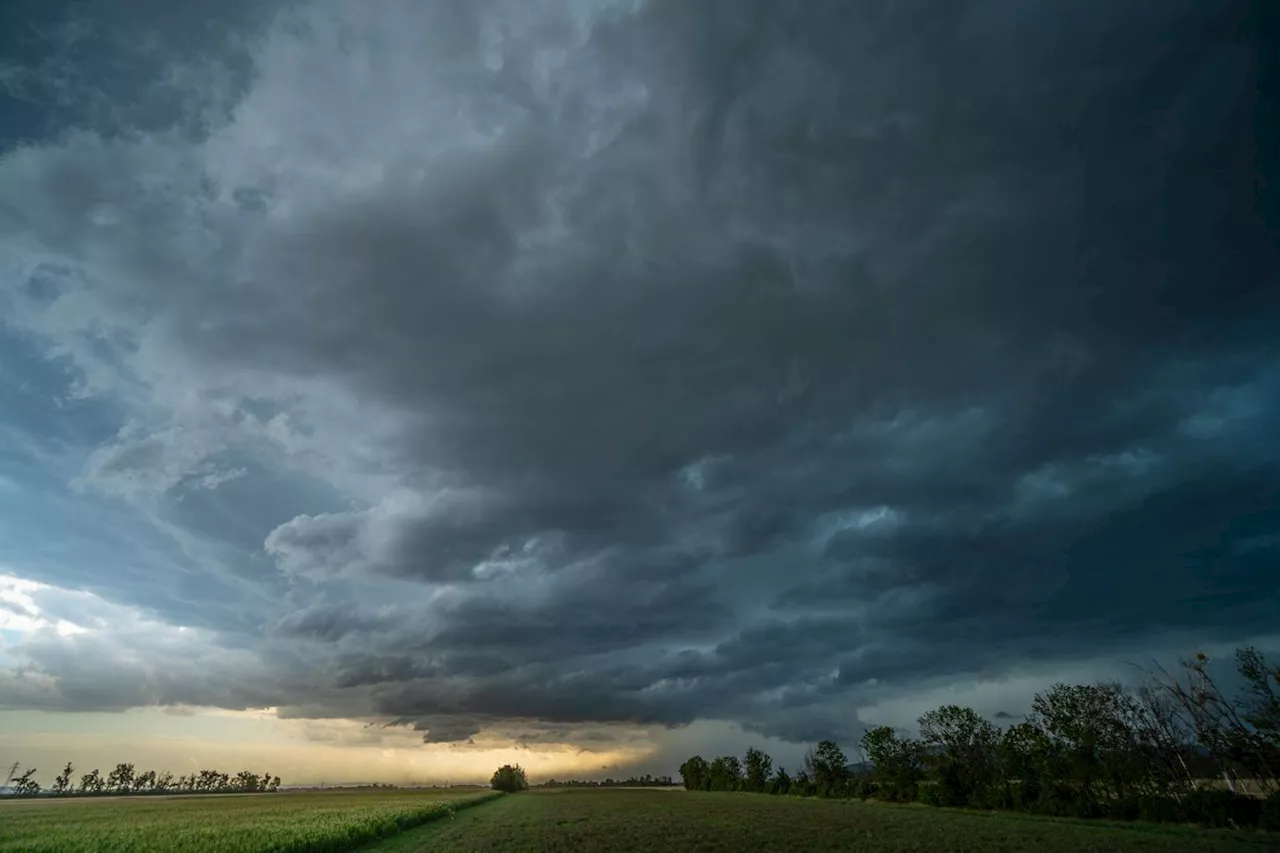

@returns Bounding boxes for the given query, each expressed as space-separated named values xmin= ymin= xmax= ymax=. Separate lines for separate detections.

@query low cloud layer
xmin=1 ymin=0 xmax=1277 ymax=764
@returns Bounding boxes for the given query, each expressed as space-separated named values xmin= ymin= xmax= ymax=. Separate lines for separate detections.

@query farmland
xmin=0 ymin=788 xmax=497 ymax=853
xmin=369 ymin=789 xmax=1276 ymax=853
xmin=2 ymin=787 xmax=1275 ymax=852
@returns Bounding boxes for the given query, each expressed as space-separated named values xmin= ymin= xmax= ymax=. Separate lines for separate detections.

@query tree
xmin=997 ymin=720 xmax=1049 ymax=805
xmin=52 ymin=762 xmax=75 ymax=795
xmin=808 ymin=739 xmax=848 ymax=798
xmin=678 ymin=755 xmax=709 ymax=791
xmin=134 ymin=770 xmax=157 ymax=793
xmin=707 ymin=755 xmax=743 ymax=791
xmin=196 ymin=769 xmax=221 ymax=792
xmin=1030 ymin=682 xmax=1143 ymax=806
xmin=1149 ymin=647 xmax=1280 ymax=794
xmin=767 ymin=766 xmax=792 ymax=795
xmin=1125 ymin=685 xmax=1197 ymax=795
xmin=743 ymin=747 xmax=773 ymax=793
xmin=791 ymin=767 xmax=815 ymax=797
xmin=106 ymin=762 xmax=135 ymax=794
xmin=79 ymin=768 xmax=104 ymax=795
xmin=917 ymin=705 xmax=1001 ymax=806
xmin=234 ymin=770 xmax=261 ymax=792
xmin=490 ymin=764 xmax=528 ymax=793
xmin=860 ymin=727 xmax=922 ymax=801
xmin=13 ymin=767 xmax=41 ymax=797
xmin=155 ymin=771 xmax=175 ymax=793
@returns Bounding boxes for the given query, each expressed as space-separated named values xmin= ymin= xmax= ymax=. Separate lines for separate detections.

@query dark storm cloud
xmin=1 ymin=0 xmax=1277 ymax=749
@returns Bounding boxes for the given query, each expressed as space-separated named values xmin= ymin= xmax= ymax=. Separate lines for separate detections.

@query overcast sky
xmin=0 ymin=0 xmax=1276 ymax=784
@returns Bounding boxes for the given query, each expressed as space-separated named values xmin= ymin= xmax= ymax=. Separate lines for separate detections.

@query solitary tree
xmin=490 ymin=764 xmax=529 ymax=793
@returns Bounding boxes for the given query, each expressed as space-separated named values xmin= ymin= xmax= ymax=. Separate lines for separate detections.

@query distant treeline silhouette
xmin=678 ymin=647 xmax=1280 ymax=831
xmin=537 ymin=774 xmax=676 ymax=788
xmin=1 ymin=762 xmax=281 ymax=798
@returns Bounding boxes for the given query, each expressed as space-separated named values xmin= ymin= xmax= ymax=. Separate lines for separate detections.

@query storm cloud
xmin=1 ymin=0 xmax=1277 ymax=757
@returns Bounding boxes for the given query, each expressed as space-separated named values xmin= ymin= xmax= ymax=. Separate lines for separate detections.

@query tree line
xmin=1 ymin=761 xmax=281 ymax=798
xmin=537 ymin=774 xmax=676 ymax=788
xmin=679 ymin=647 xmax=1280 ymax=831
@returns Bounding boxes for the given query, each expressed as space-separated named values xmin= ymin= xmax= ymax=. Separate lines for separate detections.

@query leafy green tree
xmin=490 ymin=764 xmax=529 ymax=793
xmin=997 ymin=720 xmax=1049 ymax=806
xmin=707 ymin=755 xmax=743 ymax=791
xmin=743 ymin=747 xmax=773 ymax=793
xmin=678 ymin=755 xmax=709 ymax=791
xmin=1030 ymin=683 xmax=1141 ymax=807
xmin=860 ymin=727 xmax=922 ymax=801
xmin=791 ymin=768 xmax=815 ymax=797
xmin=767 ymin=766 xmax=792 ymax=795
xmin=808 ymin=739 xmax=848 ymax=798
xmin=917 ymin=705 xmax=1001 ymax=806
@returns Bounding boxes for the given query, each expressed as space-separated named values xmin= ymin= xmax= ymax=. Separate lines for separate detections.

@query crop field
xmin=0 ymin=788 xmax=497 ymax=853
xmin=369 ymin=789 xmax=1277 ymax=853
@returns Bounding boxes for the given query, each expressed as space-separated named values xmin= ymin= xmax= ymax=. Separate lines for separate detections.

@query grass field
xmin=368 ymin=789 xmax=1277 ymax=853
xmin=0 ymin=789 xmax=497 ymax=853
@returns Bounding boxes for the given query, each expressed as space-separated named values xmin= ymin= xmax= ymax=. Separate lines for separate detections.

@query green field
xmin=369 ymin=789 xmax=1276 ymax=853
xmin=2 ymin=788 xmax=1275 ymax=852
xmin=0 ymin=789 xmax=497 ymax=853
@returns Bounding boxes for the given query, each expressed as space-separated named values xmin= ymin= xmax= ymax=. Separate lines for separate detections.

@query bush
xmin=916 ymin=781 xmax=945 ymax=807
xmin=848 ymin=778 xmax=880 ymax=800
xmin=489 ymin=764 xmax=529 ymax=793
xmin=1181 ymin=789 xmax=1262 ymax=829
xmin=1260 ymin=791 xmax=1280 ymax=831
xmin=1028 ymin=783 xmax=1100 ymax=819
xmin=994 ymin=780 xmax=1041 ymax=812
xmin=1136 ymin=795 xmax=1190 ymax=825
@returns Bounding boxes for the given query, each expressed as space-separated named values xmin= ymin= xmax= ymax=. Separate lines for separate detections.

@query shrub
xmin=1180 ymin=789 xmax=1262 ymax=829
xmin=916 ymin=781 xmax=945 ymax=807
xmin=847 ymin=778 xmax=880 ymax=800
xmin=1260 ymin=790 xmax=1280 ymax=831
xmin=489 ymin=764 xmax=529 ymax=794
xmin=1029 ymin=783 xmax=1100 ymax=819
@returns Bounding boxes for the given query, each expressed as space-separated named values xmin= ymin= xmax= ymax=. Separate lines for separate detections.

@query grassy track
xmin=368 ymin=789 xmax=1276 ymax=853
xmin=0 ymin=789 xmax=498 ymax=853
